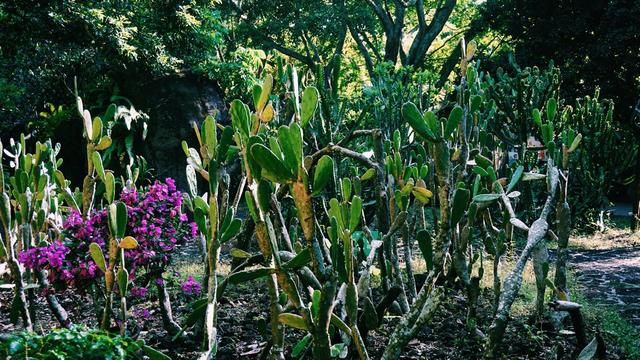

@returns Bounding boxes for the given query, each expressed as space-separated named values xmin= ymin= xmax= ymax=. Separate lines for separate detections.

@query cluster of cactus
xmin=0 ymin=136 xmax=69 ymax=330
xmin=400 ymin=39 xmax=585 ymax=358
xmin=181 ymin=113 xmax=241 ymax=357
xmin=210 ymin=67 xmax=444 ymax=359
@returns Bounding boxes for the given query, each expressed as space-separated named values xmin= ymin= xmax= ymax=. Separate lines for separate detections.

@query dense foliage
xmin=0 ymin=1 xmax=638 ymax=359
xmin=0 ymin=326 xmax=163 ymax=360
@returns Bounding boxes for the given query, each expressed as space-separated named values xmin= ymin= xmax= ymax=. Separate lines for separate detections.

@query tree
xmin=220 ymin=0 xmax=487 ymax=85
xmin=0 ymin=0 xmax=227 ymax=136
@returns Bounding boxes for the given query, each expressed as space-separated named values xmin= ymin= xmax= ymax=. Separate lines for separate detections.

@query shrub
xmin=0 ymin=326 xmax=148 ymax=360
xmin=19 ymin=178 xmax=197 ymax=290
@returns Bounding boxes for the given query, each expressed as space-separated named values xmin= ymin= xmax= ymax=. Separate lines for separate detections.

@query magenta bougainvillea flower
xmin=180 ymin=276 xmax=202 ymax=296
xmin=20 ymin=178 xmax=197 ymax=290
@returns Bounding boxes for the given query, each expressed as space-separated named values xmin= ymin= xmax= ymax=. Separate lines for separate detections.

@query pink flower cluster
xmin=180 ymin=276 xmax=202 ymax=296
xmin=19 ymin=178 xmax=197 ymax=290
xmin=130 ymin=286 xmax=149 ymax=298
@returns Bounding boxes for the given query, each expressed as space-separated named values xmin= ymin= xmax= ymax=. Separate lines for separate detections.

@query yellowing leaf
xmin=412 ymin=187 xmax=433 ymax=204
xmin=260 ymin=102 xmax=275 ymax=122
xmin=119 ymin=236 xmax=138 ymax=249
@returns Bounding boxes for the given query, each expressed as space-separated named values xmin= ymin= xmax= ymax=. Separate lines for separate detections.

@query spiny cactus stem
xmin=3 ymin=227 xmax=33 ymax=331
xmin=485 ymin=161 xmax=559 ymax=358
xmin=291 ymin=181 xmax=325 ymax=278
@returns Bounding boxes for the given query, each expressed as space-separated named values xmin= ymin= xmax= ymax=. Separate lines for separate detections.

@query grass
xmin=569 ymin=228 xmax=640 ymax=250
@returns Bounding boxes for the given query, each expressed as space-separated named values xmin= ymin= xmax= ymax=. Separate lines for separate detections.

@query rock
xmin=130 ymin=71 xmax=228 ymax=190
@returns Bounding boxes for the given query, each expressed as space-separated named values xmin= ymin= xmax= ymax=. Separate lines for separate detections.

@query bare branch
xmin=349 ymin=26 xmax=375 ymax=77
xmin=407 ymin=0 xmax=457 ymax=66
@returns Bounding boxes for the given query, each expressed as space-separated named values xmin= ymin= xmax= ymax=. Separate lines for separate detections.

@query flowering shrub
xmin=180 ymin=276 xmax=202 ymax=296
xmin=20 ymin=178 xmax=197 ymax=290
xmin=130 ymin=286 xmax=149 ymax=298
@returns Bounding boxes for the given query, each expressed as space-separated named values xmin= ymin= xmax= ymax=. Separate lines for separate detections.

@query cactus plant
xmin=182 ymin=113 xmax=240 ymax=358
xmin=0 ymin=137 xmax=71 ymax=330
xmin=88 ymin=201 xmax=138 ymax=334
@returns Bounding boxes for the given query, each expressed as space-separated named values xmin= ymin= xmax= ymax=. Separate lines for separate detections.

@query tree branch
xmin=407 ymin=0 xmax=457 ymax=66
xmin=349 ymin=26 xmax=375 ymax=77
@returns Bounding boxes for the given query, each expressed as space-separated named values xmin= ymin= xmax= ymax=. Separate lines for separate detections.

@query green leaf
xmin=568 ymin=133 xmax=582 ymax=152
xmin=532 ymin=108 xmax=542 ymax=128
xmin=473 ymin=193 xmax=501 ymax=203
xmin=444 ymin=105 xmax=463 ymax=140
xmin=402 ymin=102 xmax=436 ymax=141
xmin=256 ymin=179 xmax=272 ymax=213
xmin=91 ymin=117 xmax=102 ymax=142
xmin=341 ymin=178 xmax=352 ymax=200
xmin=311 ymin=289 xmax=321 ymax=321
xmin=278 ymin=313 xmax=307 ymax=330
xmin=89 ymin=243 xmax=106 ymax=272
xmin=329 ymin=199 xmax=345 ymax=231
xmin=546 ymin=98 xmax=557 ymax=123
xmin=278 ymin=124 xmax=303 ymax=173
xmin=360 ymin=168 xmax=376 ymax=181
xmin=451 ymin=188 xmax=470 ymax=226
xmin=300 ymin=86 xmax=319 ymax=127
xmin=181 ymin=140 xmax=190 ymax=157
xmin=424 ymin=111 xmax=440 ymax=139
xmin=217 ymin=127 xmax=234 ymax=162
xmin=475 ymin=154 xmax=493 ymax=170
xmin=250 ymin=144 xmax=295 ymax=184
xmin=0 ymin=193 xmax=12 ymax=229
xmin=92 ymin=152 xmax=105 ymax=182
xmin=192 ymin=196 xmax=209 ymax=213
xmin=220 ymin=219 xmax=241 ymax=243
xmin=245 ymin=191 xmax=258 ymax=222
xmin=228 ymin=267 xmax=275 ymax=284
xmin=252 ymin=84 xmax=262 ymax=110
xmin=95 ymin=136 xmax=112 ymax=151
xmin=417 ymin=230 xmax=433 ymax=271
xmin=577 ymin=337 xmax=598 ymax=360
xmin=230 ymin=100 xmax=250 ymax=138
xmin=312 ymin=155 xmax=334 ymax=196
xmin=349 ymin=195 xmax=363 ymax=232
xmin=541 ymin=123 xmax=553 ymax=145
xmin=117 ymin=267 xmax=129 ymax=295
xmin=330 ymin=313 xmax=351 ymax=334
xmin=230 ymin=248 xmax=252 ymax=258
xmin=116 ymin=202 xmax=127 ymax=238
xmin=203 ymin=115 xmax=217 ymax=159
xmin=282 ymin=248 xmax=311 ymax=270
xmin=292 ymin=334 xmax=312 ymax=357
xmin=104 ymin=172 xmax=115 ymax=203
xmin=506 ymin=165 xmax=524 ymax=193
xmin=472 ymin=165 xmax=488 ymax=177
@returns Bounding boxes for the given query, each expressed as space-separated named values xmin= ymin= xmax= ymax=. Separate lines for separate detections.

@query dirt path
xmin=570 ymin=231 xmax=640 ymax=327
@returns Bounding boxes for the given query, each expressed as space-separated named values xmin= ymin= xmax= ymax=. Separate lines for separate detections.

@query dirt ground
xmin=2 ymin=230 xmax=637 ymax=359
